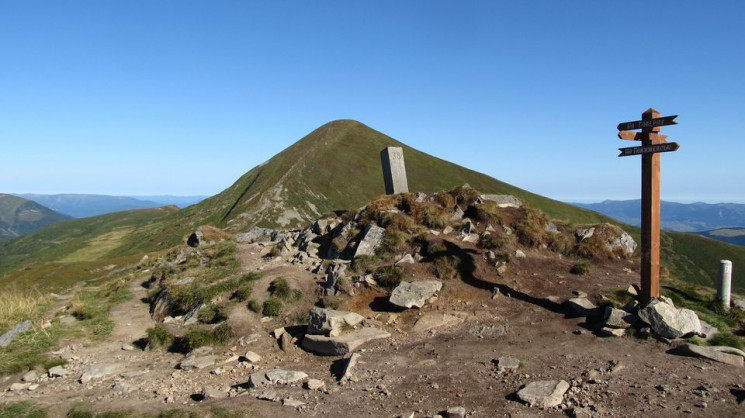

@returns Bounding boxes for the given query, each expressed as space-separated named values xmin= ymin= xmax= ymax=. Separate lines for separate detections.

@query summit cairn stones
xmin=381 ymin=147 xmax=409 ymax=195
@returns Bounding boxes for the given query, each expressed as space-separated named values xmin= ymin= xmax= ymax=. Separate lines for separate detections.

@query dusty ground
xmin=2 ymin=241 xmax=744 ymax=418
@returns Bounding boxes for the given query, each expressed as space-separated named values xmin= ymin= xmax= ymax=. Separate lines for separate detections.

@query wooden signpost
xmin=616 ymin=108 xmax=679 ymax=306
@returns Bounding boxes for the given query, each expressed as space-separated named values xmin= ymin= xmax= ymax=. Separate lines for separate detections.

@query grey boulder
xmin=389 ymin=280 xmax=443 ymax=309
xmin=638 ymin=299 xmax=701 ymax=339
xmin=517 ymin=380 xmax=569 ymax=408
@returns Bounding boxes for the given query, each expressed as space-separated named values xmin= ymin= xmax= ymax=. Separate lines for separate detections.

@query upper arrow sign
xmin=618 ymin=131 xmax=668 ymax=142
xmin=617 ymin=115 xmax=677 ymax=131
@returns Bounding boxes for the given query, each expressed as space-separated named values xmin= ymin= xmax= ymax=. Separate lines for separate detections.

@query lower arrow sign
xmin=618 ymin=142 xmax=680 ymax=157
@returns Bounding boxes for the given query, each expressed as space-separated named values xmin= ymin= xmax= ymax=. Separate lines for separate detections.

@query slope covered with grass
xmin=0 ymin=194 xmax=72 ymax=241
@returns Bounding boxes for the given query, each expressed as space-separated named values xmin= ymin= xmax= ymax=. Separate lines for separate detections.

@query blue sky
xmin=1 ymin=1 xmax=743 ymax=203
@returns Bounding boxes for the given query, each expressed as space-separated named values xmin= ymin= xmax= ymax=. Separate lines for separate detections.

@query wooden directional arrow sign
xmin=618 ymin=142 xmax=680 ymax=157
xmin=617 ymin=115 xmax=677 ymax=131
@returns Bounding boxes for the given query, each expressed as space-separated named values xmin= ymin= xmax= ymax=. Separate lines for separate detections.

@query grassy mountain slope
xmin=0 ymin=206 xmax=180 ymax=290
xmin=1 ymin=119 xmax=744 ymax=293
xmin=184 ymin=120 xmax=612 ymax=231
xmin=0 ymin=194 xmax=72 ymax=241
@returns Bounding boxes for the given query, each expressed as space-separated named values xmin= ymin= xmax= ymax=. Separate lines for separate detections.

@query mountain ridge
xmin=0 ymin=194 xmax=72 ymax=241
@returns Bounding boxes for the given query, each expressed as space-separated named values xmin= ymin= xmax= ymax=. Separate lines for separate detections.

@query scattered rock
xmin=201 ymin=386 xmax=228 ymax=399
xmin=412 ymin=313 xmax=464 ymax=333
xmin=10 ymin=382 xmax=30 ymax=392
xmin=283 ymin=398 xmax=306 ymax=408
xmin=638 ymin=299 xmax=701 ymax=339
xmin=244 ymin=351 xmax=262 ymax=363
xmin=58 ymin=315 xmax=78 ymax=325
xmin=80 ymin=363 xmax=123 ymax=383
xmin=22 ymin=370 xmax=38 ymax=382
xmin=495 ymin=356 xmax=520 ymax=372
xmin=697 ymin=320 xmax=719 ymax=341
xmin=180 ymin=355 xmax=217 ymax=370
xmin=305 ymin=379 xmax=325 ymax=391
xmin=112 ymin=382 xmax=134 ymax=394
xmin=479 ymin=194 xmax=522 ymax=208
xmin=446 ymin=406 xmax=466 ymax=418
xmin=468 ymin=324 xmax=507 ymax=338
xmin=567 ymin=297 xmax=600 ymax=317
xmin=389 ymin=280 xmax=443 ymax=309
xmin=340 ymin=353 xmax=361 ymax=383
xmin=307 ymin=307 xmax=365 ymax=335
xmin=0 ymin=320 xmax=32 ymax=348
xmin=673 ymin=344 xmax=745 ymax=367
xmin=603 ymin=307 xmax=639 ymax=329
xmin=395 ymin=254 xmax=416 ymax=265
xmin=354 ymin=224 xmax=386 ymax=258
xmin=265 ymin=369 xmax=308 ymax=385
xmin=48 ymin=366 xmax=68 ymax=378
xmin=302 ymin=328 xmax=391 ymax=355
xmin=515 ymin=250 xmax=526 ymax=258
xmin=517 ymin=380 xmax=570 ymax=408
xmin=598 ymin=327 xmax=626 ymax=337
xmin=236 ymin=227 xmax=273 ymax=243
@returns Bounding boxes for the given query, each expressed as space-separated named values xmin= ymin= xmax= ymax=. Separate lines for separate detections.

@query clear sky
xmin=1 ymin=1 xmax=743 ymax=203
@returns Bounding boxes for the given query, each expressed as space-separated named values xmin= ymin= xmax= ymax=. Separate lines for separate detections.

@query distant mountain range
xmin=15 ymin=194 xmax=206 ymax=218
xmin=572 ymin=200 xmax=745 ymax=233
xmin=0 ymin=194 xmax=72 ymax=241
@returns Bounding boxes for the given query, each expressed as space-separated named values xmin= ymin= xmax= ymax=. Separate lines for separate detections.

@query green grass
xmin=262 ymin=298 xmax=283 ymax=316
xmin=0 ymin=401 xmax=48 ymax=418
xmin=570 ymin=261 xmax=592 ymax=275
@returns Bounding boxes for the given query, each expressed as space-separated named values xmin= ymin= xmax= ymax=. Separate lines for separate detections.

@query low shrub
xmin=262 ymin=298 xmax=283 ymax=316
xmin=197 ymin=304 xmax=228 ymax=324
xmin=374 ymin=265 xmax=405 ymax=290
xmin=378 ymin=228 xmax=407 ymax=255
xmin=146 ymin=325 xmax=171 ymax=349
xmin=709 ymin=332 xmax=744 ymax=350
xmin=351 ymin=255 xmax=378 ymax=274
xmin=434 ymin=256 xmax=459 ymax=280
xmin=232 ymin=284 xmax=252 ymax=302
xmin=247 ymin=299 xmax=261 ymax=313
xmin=570 ymin=261 xmax=591 ymax=275
xmin=479 ymin=234 xmax=505 ymax=250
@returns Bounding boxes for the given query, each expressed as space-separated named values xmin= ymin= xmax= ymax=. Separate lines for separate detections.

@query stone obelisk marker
xmin=381 ymin=147 xmax=409 ymax=195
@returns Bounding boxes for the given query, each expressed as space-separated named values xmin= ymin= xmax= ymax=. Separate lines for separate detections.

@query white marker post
xmin=717 ymin=260 xmax=733 ymax=310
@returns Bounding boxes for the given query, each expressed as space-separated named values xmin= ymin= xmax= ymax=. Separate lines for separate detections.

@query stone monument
xmin=381 ymin=147 xmax=409 ymax=195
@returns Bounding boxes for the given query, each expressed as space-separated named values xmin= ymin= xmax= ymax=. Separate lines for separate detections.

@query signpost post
xmin=616 ymin=108 xmax=679 ymax=306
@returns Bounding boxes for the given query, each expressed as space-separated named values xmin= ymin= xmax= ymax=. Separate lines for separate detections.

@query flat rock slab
xmin=180 ymin=355 xmax=217 ymax=370
xmin=48 ymin=366 xmax=69 ymax=378
xmin=80 ymin=363 xmax=123 ymax=383
xmin=389 ymin=280 xmax=443 ymax=309
xmin=639 ymin=299 xmax=701 ymax=339
xmin=567 ymin=298 xmax=600 ymax=317
xmin=674 ymin=344 xmax=745 ymax=367
xmin=0 ymin=320 xmax=32 ymax=348
xmin=479 ymin=194 xmax=522 ymax=208
xmin=302 ymin=327 xmax=391 ymax=355
xmin=412 ymin=312 xmax=464 ymax=333
xmin=307 ymin=307 xmax=365 ymax=335
xmin=517 ymin=380 xmax=570 ymax=408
